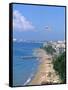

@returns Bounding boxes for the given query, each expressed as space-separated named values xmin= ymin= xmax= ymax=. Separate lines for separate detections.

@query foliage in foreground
xmin=53 ymin=52 xmax=66 ymax=83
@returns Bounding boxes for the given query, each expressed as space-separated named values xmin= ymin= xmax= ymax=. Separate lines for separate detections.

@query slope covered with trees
xmin=53 ymin=52 xmax=66 ymax=83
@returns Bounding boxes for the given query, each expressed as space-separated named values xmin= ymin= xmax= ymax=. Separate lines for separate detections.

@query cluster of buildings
xmin=43 ymin=40 xmax=65 ymax=55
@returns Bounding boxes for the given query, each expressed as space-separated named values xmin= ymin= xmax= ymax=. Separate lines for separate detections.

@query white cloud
xmin=13 ymin=10 xmax=35 ymax=31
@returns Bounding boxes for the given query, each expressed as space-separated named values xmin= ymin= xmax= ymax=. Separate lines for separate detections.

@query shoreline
xmin=28 ymin=48 xmax=61 ymax=85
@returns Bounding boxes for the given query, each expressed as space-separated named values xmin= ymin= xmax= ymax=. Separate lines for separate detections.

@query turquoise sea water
xmin=13 ymin=42 xmax=43 ymax=86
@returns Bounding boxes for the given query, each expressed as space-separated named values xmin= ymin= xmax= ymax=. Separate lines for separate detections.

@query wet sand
xmin=29 ymin=49 xmax=61 ymax=85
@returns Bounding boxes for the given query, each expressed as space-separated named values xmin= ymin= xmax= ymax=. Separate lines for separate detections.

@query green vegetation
xmin=42 ymin=45 xmax=56 ymax=55
xmin=41 ymin=44 xmax=66 ymax=83
xmin=53 ymin=52 xmax=66 ymax=83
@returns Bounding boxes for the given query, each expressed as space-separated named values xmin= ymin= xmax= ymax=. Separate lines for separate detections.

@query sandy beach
xmin=29 ymin=49 xmax=61 ymax=85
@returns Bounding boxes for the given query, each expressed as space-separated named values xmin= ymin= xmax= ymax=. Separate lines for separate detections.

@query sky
xmin=13 ymin=3 xmax=65 ymax=41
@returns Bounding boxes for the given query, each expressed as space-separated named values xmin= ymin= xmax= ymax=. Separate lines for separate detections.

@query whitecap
xmin=23 ymin=73 xmax=34 ymax=85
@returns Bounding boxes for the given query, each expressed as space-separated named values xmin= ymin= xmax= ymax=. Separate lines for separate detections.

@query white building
xmin=43 ymin=41 xmax=65 ymax=55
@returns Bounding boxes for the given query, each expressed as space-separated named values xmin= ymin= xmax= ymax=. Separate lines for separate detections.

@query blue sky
xmin=13 ymin=4 xmax=65 ymax=41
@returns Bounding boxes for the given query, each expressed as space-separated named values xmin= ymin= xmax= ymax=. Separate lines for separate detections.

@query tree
xmin=43 ymin=45 xmax=56 ymax=55
xmin=53 ymin=52 xmax=66 ymax=83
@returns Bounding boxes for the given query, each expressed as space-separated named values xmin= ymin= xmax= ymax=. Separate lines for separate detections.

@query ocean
xmin=13 ymin=42 xmax=43 ymax=86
